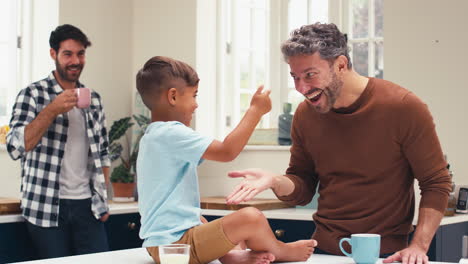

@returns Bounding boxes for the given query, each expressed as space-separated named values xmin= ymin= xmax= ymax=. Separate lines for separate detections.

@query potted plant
xmin=108 ymin=114 xmax=150 ymax=201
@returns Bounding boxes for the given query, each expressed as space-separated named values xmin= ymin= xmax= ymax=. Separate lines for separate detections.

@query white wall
xmin=384 ymin=0 xmax=468 ymax=186
xmin=132 ymin=0 xmax=198 ymax=127
xmin=0 ymin=148 xmax=22 ymax=198
xmin=59 ymin=0 xmax=133 ymax=124
xmin=199 ymin=148 xmax=291 ymax=199
xmin=132 ymin=0 xmax=197 ymax=78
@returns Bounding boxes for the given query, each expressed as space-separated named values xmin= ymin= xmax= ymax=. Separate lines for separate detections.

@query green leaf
xmin=133 ymin=114 xmax=150 ymax=129
xmin=110 ymin=163 xmax=134 ymax=183
xmin=109 ymin=117 xmax=134 ymax=144
xmin=109 ymin=142 xmax=123 ymax=162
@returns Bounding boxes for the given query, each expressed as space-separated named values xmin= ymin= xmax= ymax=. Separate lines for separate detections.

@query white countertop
xmin=201 ymin=207 xmax=315 ymax=221
xmin=2 ymin=201 xmax=468 ymax=225
xmin=11 ymin=247 xmax=457 ymax=264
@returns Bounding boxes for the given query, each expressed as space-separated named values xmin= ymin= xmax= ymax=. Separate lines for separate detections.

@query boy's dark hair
xmin=136 ymin=56 xmax=200 ymax=110
xmin=49 ymin=24 xmax=91 ymax=52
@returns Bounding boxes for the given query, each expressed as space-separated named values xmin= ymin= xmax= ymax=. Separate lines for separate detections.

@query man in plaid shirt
xmin=6 ymin=24 xmax=110 ymax=258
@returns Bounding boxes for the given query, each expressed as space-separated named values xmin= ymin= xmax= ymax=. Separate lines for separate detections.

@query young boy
xmin=136 ymin=56 xmax=317 ymax=264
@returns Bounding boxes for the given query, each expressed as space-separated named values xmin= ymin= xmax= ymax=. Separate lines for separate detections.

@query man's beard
xmin=55 ymin=59 xmax=83 ymax=83
xmin=314 ymin=72 xmax=343 ymax=114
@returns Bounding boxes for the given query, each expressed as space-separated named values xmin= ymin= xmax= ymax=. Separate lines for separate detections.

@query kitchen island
xmin=1 ymin=202 xmax=467 ymax=263
xmin=11 ymin=247 xmax=457 ymax=264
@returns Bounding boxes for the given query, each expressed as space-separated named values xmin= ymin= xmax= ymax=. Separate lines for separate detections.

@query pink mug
xmin=75 ymin=87 xmax=91 ymax=108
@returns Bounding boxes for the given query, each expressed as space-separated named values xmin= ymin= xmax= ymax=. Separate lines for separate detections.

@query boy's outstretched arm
xmin=202 ymin=86 xmax=271 ymax=162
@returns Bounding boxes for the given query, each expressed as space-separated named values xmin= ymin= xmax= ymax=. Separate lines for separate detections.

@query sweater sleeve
xmin=277 ymin=106 xmax=319 ymax=206
xmin=399 ymin=92 xmax=451 ymax=213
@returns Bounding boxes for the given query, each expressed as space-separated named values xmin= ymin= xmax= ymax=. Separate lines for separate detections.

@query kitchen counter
xmin=2 ymin=202 xmax=468 ymax=225
xmin=2 ymin=203 xmax=466 ymax=263
xmin=0 ymin=201 xmax=142 ymax=224
xmin=11 ymin=247 xmax=457 ymax=264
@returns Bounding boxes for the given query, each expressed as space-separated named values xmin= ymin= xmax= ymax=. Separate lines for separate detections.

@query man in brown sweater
xmin=226 ymin=23 xmax=452 ymax=264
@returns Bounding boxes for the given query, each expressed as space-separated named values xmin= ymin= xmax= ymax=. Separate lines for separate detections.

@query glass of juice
xmin=159 ymin=244 xmax=190 ymax=264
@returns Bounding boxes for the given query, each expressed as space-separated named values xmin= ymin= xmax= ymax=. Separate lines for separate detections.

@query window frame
xmin=284 ymin=0 xmax=333 ymax=115
xmin=220 ymin=0 xmax=275 ymax=137
xmin=342 ymin=0 xmax=384 ymax=78
xmin=0 ymin=0 xmax=19 ymax=125
xmin=0 ymin=0 xmax=59 ymax=127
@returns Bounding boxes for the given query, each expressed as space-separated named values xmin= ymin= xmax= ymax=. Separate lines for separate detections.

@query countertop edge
xmin=0 ymin=214 xmax=23 ymax=223
xmin=201 ymin=208 xmax=315 ymax=221
xmin=8 ymin=247 xmax=456 ymax=264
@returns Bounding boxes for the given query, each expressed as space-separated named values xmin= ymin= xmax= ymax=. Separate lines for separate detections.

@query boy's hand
xmin=249 ymin=85 xmax=271 ymax=116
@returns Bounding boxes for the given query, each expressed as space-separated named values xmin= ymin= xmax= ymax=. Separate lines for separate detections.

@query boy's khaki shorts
xmin=147 ymin=218 xmax=236 ymax=264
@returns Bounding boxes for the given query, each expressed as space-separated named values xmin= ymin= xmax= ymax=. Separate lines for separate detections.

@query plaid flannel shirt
xmin=6 ymin=72 xmax=110 ymax=227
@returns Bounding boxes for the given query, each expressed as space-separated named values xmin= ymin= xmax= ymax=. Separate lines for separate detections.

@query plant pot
xmin=112 ymin=182 xmax=136 ymax=202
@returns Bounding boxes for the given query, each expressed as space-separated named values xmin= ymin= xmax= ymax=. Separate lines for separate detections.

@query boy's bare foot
xmin=219 ymin=249 xmax=275 ymax=264
xmin=275 ymin=239 xmax=316 ymax=262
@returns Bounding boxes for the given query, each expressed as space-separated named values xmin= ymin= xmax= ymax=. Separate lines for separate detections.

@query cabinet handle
xmin=463 ymin=235 xmax=468 ymax=258
xmin=274 ymin=229 xmax=285 ymax=238
xmin=128 ymin=222 xmax=136 ymax=230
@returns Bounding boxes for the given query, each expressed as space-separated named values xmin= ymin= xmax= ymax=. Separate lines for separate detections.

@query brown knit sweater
xmin=278 ymin=77 xmax=451 ymax=255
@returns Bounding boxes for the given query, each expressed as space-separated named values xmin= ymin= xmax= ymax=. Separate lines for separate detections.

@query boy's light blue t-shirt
xmin=137 ymin=121 xmax=213 ymax=247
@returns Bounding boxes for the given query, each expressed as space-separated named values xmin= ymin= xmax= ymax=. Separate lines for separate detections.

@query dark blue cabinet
xmin=432 ymin=221 xmax=468 ymax=262
xmin=268 ymin=219 xmax=315 ymax=243
xmin=105 ymin=213 xmax=143 ymax=251
xmin=203 ymin=215 xmax=315 ymax=243
xmin=0 ymin=221 xmax=37 ymax=263
xmin=0 ymin=213 xmax=144 ymax=264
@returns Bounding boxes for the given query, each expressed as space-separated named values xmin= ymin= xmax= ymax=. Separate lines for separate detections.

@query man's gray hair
xmin=281 ymin=23 xmax=352 ymax=69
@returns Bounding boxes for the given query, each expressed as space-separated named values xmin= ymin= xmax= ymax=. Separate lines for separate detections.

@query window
xmin=0 ymin=0 xmax=58 ymax=127
xmin=219 ymin=0 xmax=329 ymax=139
xmin=221 ymin=0 xmax=269 ymax=133
xmin=286 ymin=0 xmax=329 ymax=115
xmin=0 ymin=0 xmax=19 ymax=125
xmin=344 ymin=0 xmax=384 ymax=78
xmin=217 ymin=0 xmax=383 ymax=142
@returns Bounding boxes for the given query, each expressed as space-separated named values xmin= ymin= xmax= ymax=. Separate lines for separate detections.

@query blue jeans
xmin=26 ymin=198 xmax=109 ymax=259
xmin=314 ymin=247 xmax=394 ymax=258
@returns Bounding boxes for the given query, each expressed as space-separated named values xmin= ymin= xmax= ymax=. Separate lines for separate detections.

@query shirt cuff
xmin=419 ymin=190 xmax=450 ymax=213
xmin=101 ymin=155 xmax=111 ymax=167
xmin=6 ymin=126 xmax=27 ymax=159
xmin=276 ymin=174 xmax=308 ymax=206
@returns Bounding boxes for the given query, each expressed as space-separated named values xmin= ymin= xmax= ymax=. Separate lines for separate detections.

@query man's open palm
xmin=226 ymin=169 xmax=275 ymax=204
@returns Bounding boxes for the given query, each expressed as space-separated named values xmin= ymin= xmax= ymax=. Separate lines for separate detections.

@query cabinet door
xmin=438 ymin=221 xmax=468 ymax=262
xmin=424 ymin=221 xmax=468 ymax=262
xmin=203 ymin=215 xmax=315 ymax=243
xmin=105 ymin=213 xmax=143 ymax=250
xmin=0 ymin=222 xmax=37 ymax=263
xmin=268 ymin=219 xmax=315 ymax=243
